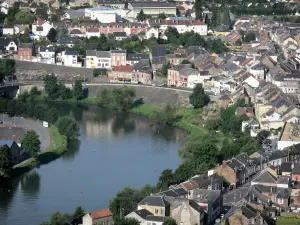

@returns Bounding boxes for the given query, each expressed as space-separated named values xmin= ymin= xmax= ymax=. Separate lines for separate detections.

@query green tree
xmin=157 ymin=169 xmax=174 ymax=190
xmin=210 ymin=10 xmax=221 ymax=28
xmin=136 ymin=9 xmax=146 ymax=21
xmin=157 ymin=13 xmax=167 ymax=20
xmin=44 ymin=74 xmax=60 ymax=100
xmin=161 ymin=61 xmax=171 ymax=77
xmin=0 ymin=145 xmax=12 ymax=177
xmin=165 ymin=27 xmax=180 ymax=43
xmin=73 ymin=206 xmax=85 ymax=220
xmin=115 ymin=218 xmax=140 ymax=225
xmin=139 ymin=184 xmax=158 ymax=199
xmin=189 ymin=84 xmax=210 ymax=108
xmin=47 ymin=28 xmax=57 ymax=42
xmin=56 ymin=28 xmax=69 ymax=40
xmin=244 ymin=32 xmax=256 ymax=42
xmin=34 ymin=104 xmax=47 ymax=120
xmin=21 ymin=130 xmax=41 ymax=160
xmin=181 ymin=59 xmax=190 ymax=64
xmin=109 ymin=187 xmax=141 ymax=221
xmin=73 ymin=80 xmax=84 ymax=100
xmin=15 ymin=11 xmax=35 ymax=24
xmin=225 ymin=218 xmax=230 ymax=225
xmin=57 ymin=116 xmax=80 ymax=140
xmin=4 ymin=17 xmax=8 ymax=24
xmin=151 ymin=105 xmax=179 ymax=125
xmin=222 ymin=8 xmax=231 ymax=27
xmin=29 ymin=86 xmax=41 ymax=100
xmin=194 ymin=0 xmax=203 ymax=20
xmin=46 ymin=108 xmax=59 ymax=124
xmin=163 ymin=218 xmax=177 ymax=225
xmin=204 ymin=14 xmax=210 ymax=27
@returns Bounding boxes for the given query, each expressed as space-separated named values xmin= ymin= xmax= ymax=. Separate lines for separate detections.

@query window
xmin=155 ymin=209 xmax=158 ymax=214
xmin=277 ymin=198 xmax=283 ymax=204
xmin=160 ymin=209 xmax=164 ymax=215
xmin=147 ymin=223 xmax=151 ymax=225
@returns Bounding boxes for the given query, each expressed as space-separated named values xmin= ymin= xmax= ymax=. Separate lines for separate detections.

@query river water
xmin=0 ymin=103 xmax=184 ymax=225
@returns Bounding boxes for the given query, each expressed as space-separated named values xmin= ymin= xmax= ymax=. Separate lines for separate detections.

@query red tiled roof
xmin=148 ymin=19 xmax=205 ymax=26
xmin=112 ymin=65 xmax=134 ymax=72
xmin=236 ymin=107 xmax=254 ymax=117
xmin=34 ymin=18 xmax=45 ymax=25
xmin=90 ymin=209 xmax=112 ymax=220
xmin=87 ymin=27 xmax=99 ymax=32
xmin=239 ymin=16 xmax=250 ymax=21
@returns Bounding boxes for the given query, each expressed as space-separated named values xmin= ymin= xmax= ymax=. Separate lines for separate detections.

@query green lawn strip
xmin=277 ymin=217 xmax=300 ymax=225
xmin=13 ymin=126 xmax=67 ymax=175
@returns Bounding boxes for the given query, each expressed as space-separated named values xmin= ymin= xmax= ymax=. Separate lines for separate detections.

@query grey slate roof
xmin=111 ymin=50 xmax=126 ymax=54
xmin=151 ymin=46 xmax=166 ymax=58
xmin=280 ymin=162 xmax=292 ymax=173
xmin=39 ymin=47 xmax=55 ymax=52
xmin=191 ymin=188 xmax=221 ymax=203
xmin=65 ymin=9 xmax=85 ymax=19
xmin=65 ymin=50 xmax=78 ymax=55
xmin=252 ymin=170 xmax=277 ymax=184
xmin=129 ymin=2 xmax=176 ymax=8
xmin=0 ymin=37 xmax=17 ymax=47
xmin=86 ymin=50 xmax=111 ymax=58
xmin=145 ymin=215 xmax=170 ymax=222
xmin=292 ymin=163 xmax=300 ymax=174
xmin=127 ymin=53 xmax=149 ymax=61
xmin=139 ymin=195 xmax=170 ymax=207
xmin=133 ymin=209 xmax=152 ymax=219
xmin=70 ymin=29 xmax=83 ymax=35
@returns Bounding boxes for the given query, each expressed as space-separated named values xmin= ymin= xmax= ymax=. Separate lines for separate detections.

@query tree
xmin=73 ymin=80 xmax=84 ymax=100
xmin=4 ymin=17 xmax=8 ymax=24
xmin=46 ymin=108 xmax=59 ymax=124
xmin=163 ymin=218 xmax=177 ymax=225
xmin=136 ymin=9 xmax=146 ymax=21
xmin=161 ymin=61 xmax=171 ymax=77
xmin=24 ymin=27 xmax=29 ymax=35
xmin=116 ymin=218 xmax=140 ymax=225
xmin=21 ymin=130 xmax=41 ymax=160
xmin=204 ymin=14 xmax=210 ymax=27
xmin=222 ymin=8 xmax=231 ymax=27
xmin=151 ymin=105 xmax=179 ymax=125
xmin=44 ymin=74 xmax=60 ymax=100
xmin=189 ymin=84 xmax=210 ymax=108
xmin=73 ymin=206 xmax=85 ymax=220
xmin=109 ymin=187 xmax=142 ymax=221
xmin=47 ymin=28 xmax=57 ymax=42
xmin=56 ymin=28 xmax=69 ymax=40
xmin=157 ymin=13 xmax=167 ymax=20
xmin=0 ymin=145 xmax=12 ymax=177
xmin=225 ymin=218 xmax=230 ymax=225
xmin=15 ymin=11 xmax=35 ymax=24
xmin=157 ymin=169 xmax=174 ymax=190
xmin=29 ymin=86 xmax=41 ymax=100
xmin=194 ymin=0 xmax=203 ymax=20
xmin=181 ymin=59 xmax=190 ymax=64
xmin=57 ymin=116 xmax=80 ymax=140
xmin=210 ymin=10 xmax=221 ymax=28
xmin=165 ymin=27 xmax=180 ymax=43
xmin=244 ymin=32 xmax=256 ymax=42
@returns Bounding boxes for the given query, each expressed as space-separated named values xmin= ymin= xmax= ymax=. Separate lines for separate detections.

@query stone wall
xmin=14 ymin=60 xmax=94 ymax=80
xmin=86 ymin=84 xmax=192 ymax=107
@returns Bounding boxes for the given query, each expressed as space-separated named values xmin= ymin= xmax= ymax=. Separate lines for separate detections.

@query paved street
xmin=0 ymin=114 xmax=50 ymax=152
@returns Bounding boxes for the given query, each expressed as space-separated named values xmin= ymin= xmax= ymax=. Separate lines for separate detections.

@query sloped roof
xmin=252 ymin=170 xmax=277 ymax=184
xmin=139 ymin=195 xmax=170 ymax=207
xmin=90 ymin=208 xmax=112 ymax=220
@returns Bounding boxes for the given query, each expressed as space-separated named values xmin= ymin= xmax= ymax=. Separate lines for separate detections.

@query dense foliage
xmin=40 ymin=206 xmax=85 ymax=225
xmin=0 ymin=145 xmax=12 ymax=178
xmin=21 ymin=130 xmax=41 ymax=161
xmin=163 ymin=218 xmax=178 ymax=225
xmin=57 ymin=116 xmax=80 ymax=140
xmin=43 ymin=74 xmax=80 ymax=100
xmin=0 ymin=59 xmax=16 ymax=83
xmin=189 ymin=84 xmax=210 ymax=109
xmin=98 ymin=86 xmax=136 ymax=111
xmin=151 ymin=105 xmax=180 ymax=125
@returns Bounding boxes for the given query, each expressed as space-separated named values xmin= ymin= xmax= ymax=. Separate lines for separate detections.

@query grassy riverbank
xmin=12 ymin=126 xmax=67 ymax=176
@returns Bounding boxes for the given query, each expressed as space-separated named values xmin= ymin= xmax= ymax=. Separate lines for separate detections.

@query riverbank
xmin=12 ymin=126 xmax=67 ymax=176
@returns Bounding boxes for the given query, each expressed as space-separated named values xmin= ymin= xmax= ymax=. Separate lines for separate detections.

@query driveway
xmin=1 ymin=114 xmax=50 ymax=152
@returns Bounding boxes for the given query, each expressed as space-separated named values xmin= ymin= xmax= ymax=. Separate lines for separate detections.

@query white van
xmin=43 ymin=121 xmax=49 ymax=128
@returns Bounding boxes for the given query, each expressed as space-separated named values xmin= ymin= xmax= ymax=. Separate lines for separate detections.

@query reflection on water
xmin=21 ymin=170 xmax=41 ymax=199
xmin=0 ymin=102 xmax=184 ymax=225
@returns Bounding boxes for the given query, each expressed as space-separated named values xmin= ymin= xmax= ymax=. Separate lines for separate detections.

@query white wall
xmin=278 ymin=141 xmax=300 ymax=150
xmin=32 ymin=22 xmax=53 ymax=37
xmin=82 ymin=214 xmax=93 ymax=225
xmin=3 ymin=28 xmax=14 ymax=35
xmin=94 ymin=13 xmax=116 ymax=23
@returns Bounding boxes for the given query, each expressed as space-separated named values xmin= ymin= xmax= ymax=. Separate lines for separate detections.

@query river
xmin=0 ymin=103 xmax=184 ymax=225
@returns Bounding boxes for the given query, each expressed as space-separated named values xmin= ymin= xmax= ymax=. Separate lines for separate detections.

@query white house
xmin=127 ymin=2 xmax=176 ymax=18
xmin=86 ymin=50 xmax=111 ymax=69
xmin=62 ymin=50 xmax=81 ymax=67
xmin=14 ymin=24 xmax=29 ymax=35
xmin=86 ymin=27 xmax=99 ymax=39
xmin=248 ymin=61 xmax=265 ymax=80
xmin=187 ymin=70 xmax=211 ymax=88
xmin=125 ymin=209 xmax=153 ymax=225
xmin=32 ymin=18 xmax=53 ymax=37
xmin=85 ymin=7 xmax=123 ymax=22
xmin=0 ymin=1 xmax=8 ymax=14
xmin=38 ymin=47 xmax=55 ymax=64
xmin=242 ymin=118 xmax=260 ymax=136
xmin=3 ymin=25 xmax=14 ymax=35
xmin=0 ymin=37 xmax=18 ymax=52
xmin=148 ymin=19 xmax=208 ymax=35
xmin=56 ymin=37 xmax=79 ymax=48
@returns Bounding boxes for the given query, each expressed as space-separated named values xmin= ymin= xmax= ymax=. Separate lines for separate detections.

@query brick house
xmin=292 ymin=163 xmax=300 ymax=182
xmin=109 ymin=65 xmax=133 ymax=83
xmin=167 ymin=64 xmax=198 ymax=87
xmin=82 ymin=208 xmax=113 ymax=225
xmin=18 ymin=43 xmax=34 ymax=61
xmin=111 ymin=50 xmax=126 ymax=66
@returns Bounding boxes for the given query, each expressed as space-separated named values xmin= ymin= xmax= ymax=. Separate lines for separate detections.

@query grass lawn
xmin=277 ymin=217 xmax=300 ymax=225
xmin=13 ymin=126 xmax=67 ymax=174
xmin=131 ymin=104 xmax=158 ymax=117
